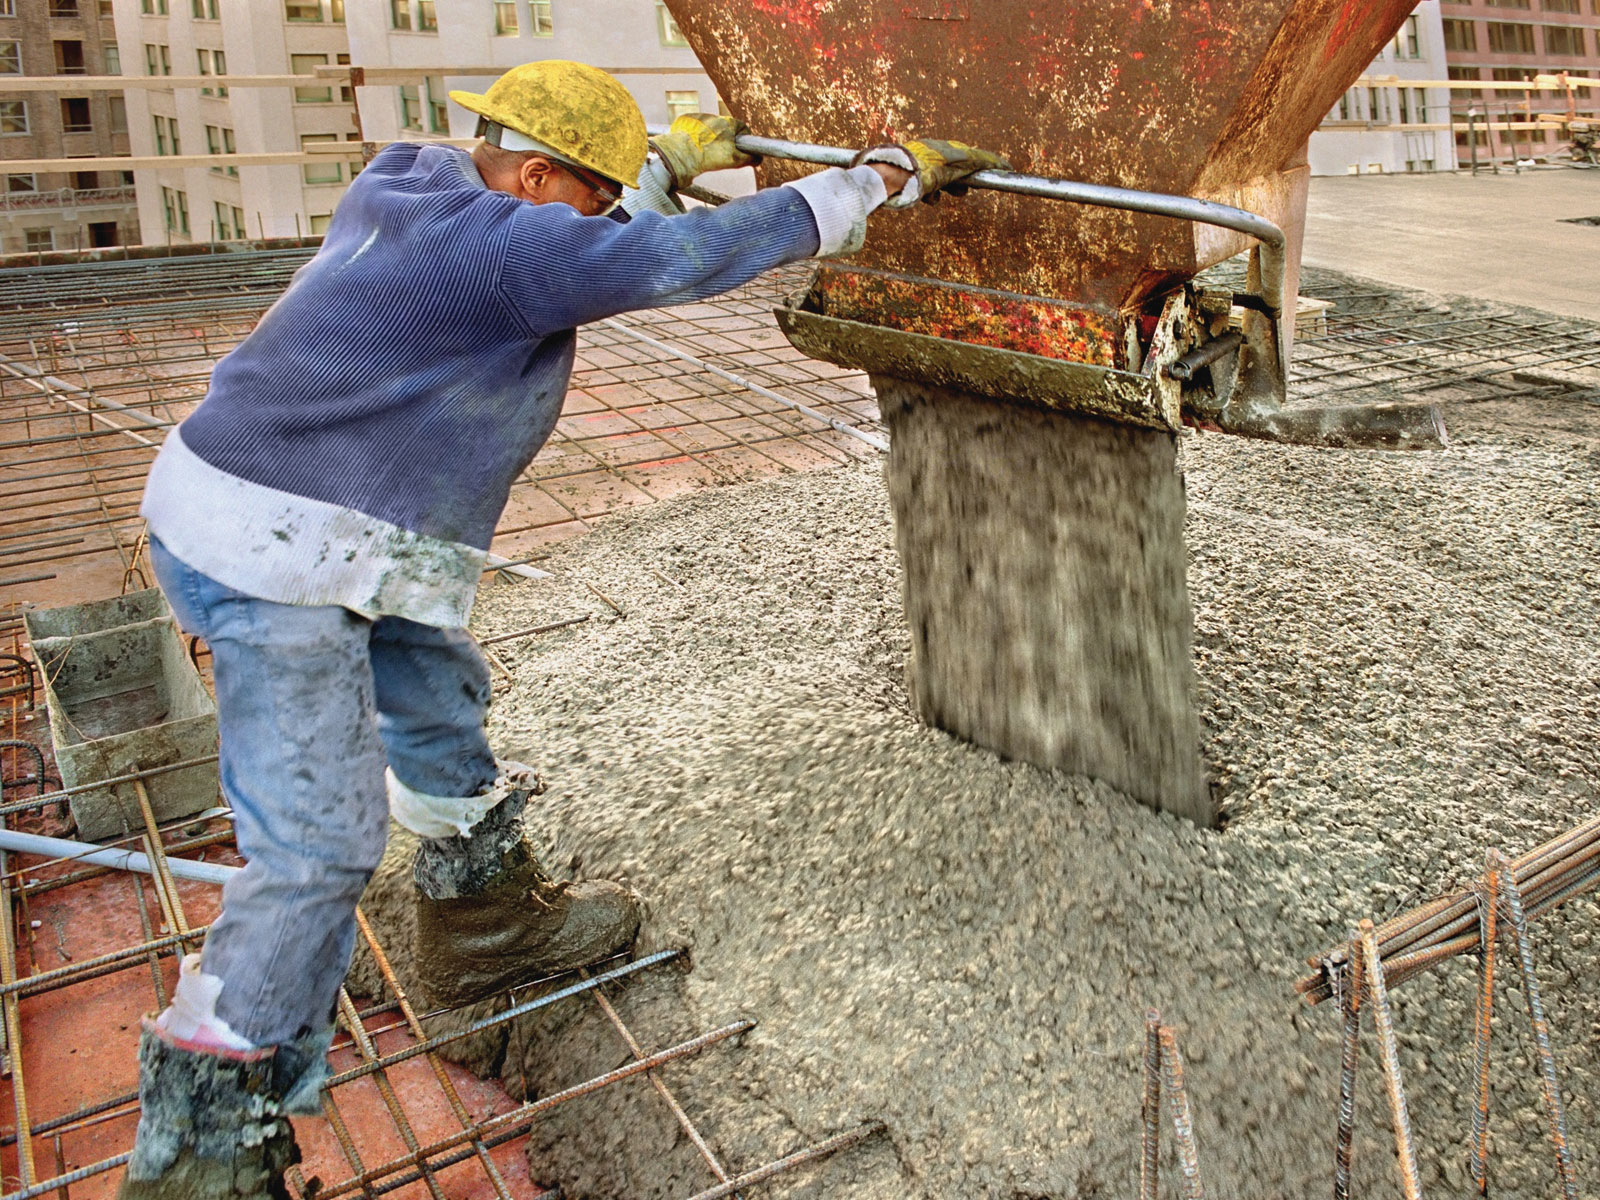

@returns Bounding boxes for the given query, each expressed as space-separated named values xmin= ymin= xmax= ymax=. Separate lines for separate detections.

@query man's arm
xmin=498 ymin=166 xmax=890 ymax=338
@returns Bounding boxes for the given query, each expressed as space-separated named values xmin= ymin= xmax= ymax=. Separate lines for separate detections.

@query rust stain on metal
xmin=665 ymin=0 xmax=1419 ymax=353
xmin=814 ymin=265 xmax=1124 ymax=366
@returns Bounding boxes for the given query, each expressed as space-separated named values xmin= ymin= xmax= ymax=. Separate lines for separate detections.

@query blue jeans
xmin=148 ymin=535 xmax=497 ymax=1046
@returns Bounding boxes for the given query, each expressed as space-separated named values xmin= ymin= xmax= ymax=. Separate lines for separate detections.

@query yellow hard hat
xmin=450 ymin=60 xmax=647 ymax=189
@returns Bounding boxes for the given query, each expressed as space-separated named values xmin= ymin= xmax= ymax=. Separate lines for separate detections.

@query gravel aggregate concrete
xmin=354 ymin=365 xmax=1600 ymax=1198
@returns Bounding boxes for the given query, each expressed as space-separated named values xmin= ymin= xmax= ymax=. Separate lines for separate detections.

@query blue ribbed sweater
xmin=141 ymin=142 xmax=886 ymax=626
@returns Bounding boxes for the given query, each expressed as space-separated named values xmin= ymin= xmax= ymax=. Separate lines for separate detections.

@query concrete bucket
xmin=663 ymin=0 xmax=1440 ymax=824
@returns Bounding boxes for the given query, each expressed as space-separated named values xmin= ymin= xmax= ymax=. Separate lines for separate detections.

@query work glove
xmin=853 ymin=138 xmax=1011 ymax=207
xmin=650 ymin=113 xmax=762 ymax=190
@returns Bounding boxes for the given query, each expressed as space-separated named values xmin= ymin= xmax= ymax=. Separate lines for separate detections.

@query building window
xmin=0 ymin=40 xmax=16 ymax=72
xmin=390 ymin=0 xmax=410 ymax=29
xmin=1490 ymin=66 xmax=1530 ymax=97
xmin=6 ymin=173 xmax=35 ymax=192
xmin=301 ymin=132 xmax=343 ymax=183
xmin=24 ymin=228 xmax=53 ymax=252
xmin=494 ymin=1 xmax=516 ymax=34
xmin=153 ymin=113 xmax=167 ymax=152
xmin=48 ymin=0 xmax=78 ymax=16
xmin=1486 ymin=20 xmax=1537 ymax=51
xmin=0 ymin=99 xmax=25 ymax=133
xmin=212 ymin=47 xmax=226 ymax=95
xmin=291 ymin=53 xmax=332 ymax=102
xmin=337 ymin=51 xmax=352 ymax=100
xmin=1484 ymin=0 xmax=1530 ymax=6
xmin=205 ymin=122 xmax=221 ymax=162
xmin=60 ymin=96 xmax=92 ymax=132
xmin=666 ymin=89 xmax=699 ymax=122
xmin=103 ymin=42 xmax=118 ymax=73
xmin=232 ymin=204 xmax=244 ymax=236
xmin=1447 ymin=63 xmax=1483 ymax=99
xmin=108 ymin=93 xmax=126 ymax=131
xmin=1545 ymin=0 xmax=1580 ymax=9
xmin=308 ymin=212 xmax=331 ymax=235
xmin=285 ymin=0 xmax=321 ymax=19
xmin=0 ymin=1 xmax=13 ymax=16
xmin=657 ymin=0 xmax=687 ymax=45
xmin=196 ymin=47 xmax=211 ymax=93
xmin=98 ymin=0 xmax=112 ymax=13
xmin=399 ymin=83 xmax=422 ymax=130
xmin=161 ymin=186 xmax=189 ymax=235
xmin=330 ymin=0 xmax=344 ymax=21
xmin=417 ymin=0 xmax=436 ymax=29
xmin=426 ymin=74 xmax=448 ymax=131
xmin=213 ymin=199 xmax=230 ymax=238
xmin=1545 ymin=24 xmax=1586 ymax=53
xmin=1392 ymin=14 xmax=1420 ymax=57
xmin=54 ymin=39 xmax=85 ymax=72
xmin=144 ymin=43 xmax=157 ymax=74
xmin=530 ymin=0 xmax=552 ymax=33
xmin=1442 ymin=18 xmax=1477 ymax=50
xmin=190 ymin=0 xmax=218 ymax=14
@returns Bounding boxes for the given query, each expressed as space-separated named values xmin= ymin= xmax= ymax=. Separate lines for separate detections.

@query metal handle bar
xmin=731 ymin=132 xmax=1287 ymax=322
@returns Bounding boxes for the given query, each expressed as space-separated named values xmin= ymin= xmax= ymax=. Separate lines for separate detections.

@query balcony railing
xmin=0 ymin=185 xmax=135 ymax=210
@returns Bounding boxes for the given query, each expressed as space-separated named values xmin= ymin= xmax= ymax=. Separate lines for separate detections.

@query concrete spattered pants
xmin=149 ymin=535 xmax=497 ymax=1047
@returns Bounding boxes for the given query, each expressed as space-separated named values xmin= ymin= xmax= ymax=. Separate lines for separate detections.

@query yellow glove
xmin=854 ymin=138 xmax=1012 ymax=208
xmin=649 ymin=113 xmax=762 ymax=190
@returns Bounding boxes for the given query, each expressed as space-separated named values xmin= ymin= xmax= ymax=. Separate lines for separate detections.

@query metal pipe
xmin=733 ymin=132 xmax=1288 ymax=319
xmin=1166 ymin=332 xmax=1244 ymax=381
xmin=0 ymin=828 xmax=237 ymax=885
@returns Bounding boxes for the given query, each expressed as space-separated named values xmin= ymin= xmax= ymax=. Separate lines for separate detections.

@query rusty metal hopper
xmin=663 ymin=0 xmax=1421 ymax=825
xmin=666 ymin=0 xmax=1413 ymax=365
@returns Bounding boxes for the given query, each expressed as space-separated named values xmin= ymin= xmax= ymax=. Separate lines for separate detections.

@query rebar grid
xmin=0 ymin=254 xmax=880 ymax=604
xmin=0 ymin=712 xmax=881 ymax=1198
xmin=1198 ymin=260 xmax=1600 ymax=408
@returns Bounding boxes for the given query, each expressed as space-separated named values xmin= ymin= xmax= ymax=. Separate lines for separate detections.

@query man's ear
xmin=519 ymin=156 xmax=554 ymax=199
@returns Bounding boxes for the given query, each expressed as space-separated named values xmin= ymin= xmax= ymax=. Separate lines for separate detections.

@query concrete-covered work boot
xmin=413 ymin=765 xmax=641 ymax=1008
xmin=118 ymin=955 xmax=330 ymax=1199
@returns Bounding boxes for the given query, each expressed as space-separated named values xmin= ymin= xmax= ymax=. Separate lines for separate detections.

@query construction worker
xmin=120 ymin=60 xmax=1006 ymax=1197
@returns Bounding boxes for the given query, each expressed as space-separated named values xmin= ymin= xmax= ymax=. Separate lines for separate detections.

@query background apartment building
xmin=1309 ymin=2 xmax=1459 ymax=175
xmin=107 ymin=0 xmax=721 ymax=246
xmin=345 ymin=0 xmax=719 ymax=142
xmin=111 ymin=0 xmax=355 ymax=244
xmin=1438 ymin=0 xmax=1600 ymax=164
xmin=0 ymin=0 xmax=137 ymax=255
